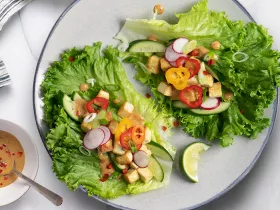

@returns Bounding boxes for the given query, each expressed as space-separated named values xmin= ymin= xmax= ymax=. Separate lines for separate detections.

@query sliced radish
xmin=83 ymin=128 xmax=105 ymax=150
xmin=201 ymin=98 xmax=221 ymax=110
xmin=165 ymin=44 xmax=183 ymax=62
xmin=99 ymin=126 xmax=111 ymax=145
xmin=133 ymin=150 xmax=149 ymax=168
xmin=172 ymin=38 xmax=189 ymax=54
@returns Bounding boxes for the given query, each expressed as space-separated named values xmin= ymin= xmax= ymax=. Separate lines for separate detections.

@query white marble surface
xmin=0 ymin=0 xmax=279 ymax=209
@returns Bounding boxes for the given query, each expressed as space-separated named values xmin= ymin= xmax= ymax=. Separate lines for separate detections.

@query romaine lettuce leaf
xmin=119 ymin=0 xmax=280 ymax=147
xmin=42 ymin=43 xmax=175 ymax=199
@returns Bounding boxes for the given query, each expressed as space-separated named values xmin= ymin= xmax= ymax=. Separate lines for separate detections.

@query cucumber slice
xmin=128 ymin=40 xmax=166 ymax=53
xmin=72 ymin=92 xmax=83 ymax=101
xmin=180 ymin=142 xmax=210 ymax=183
xmin=189 ymin=102 xmax=231 ymax=115
xmin=63 ymin=95 xmax=79 ymax=121
xmin=172 ymin=101 xmax=189 ymax=109
xmin=205 ymin=65 xmax=219 ymax=81
xmin=109 ymin=153 xmax=127 ymax=172
xmin=147 ymin=141 xmax=173 ymax=161
xmin=148 ymin=155 xmax=164 ymax=182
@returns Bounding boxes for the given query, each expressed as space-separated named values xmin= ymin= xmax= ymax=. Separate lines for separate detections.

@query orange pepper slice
xmin=165 ymin=67 xmax=190 ymax=90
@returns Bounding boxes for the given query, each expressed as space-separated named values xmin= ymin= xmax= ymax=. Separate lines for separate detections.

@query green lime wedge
xmin=180 ymin=142 xmax=210 ymax=183
xmin=183 ymin=40 xmax=197 ymax=55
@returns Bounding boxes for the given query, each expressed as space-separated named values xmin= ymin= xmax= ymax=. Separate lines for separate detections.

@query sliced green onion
xmin=79 ymin=146 xmax=91 ymax=156
xmin=87 ymin=78 xmax=95 ymax=87
xmin=105 ymin=84 xmax=120 ymax=92
xmin=99 ymin=119 xmax=108 ymax=125
xmin=232 ymin=52 xmax=249 ymax=63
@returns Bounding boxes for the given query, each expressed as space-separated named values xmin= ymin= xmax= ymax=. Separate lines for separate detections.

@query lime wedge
xmin=180 ymin=142 xmax=210 ymax=183
xmin=183 ymin=40 xmax=197 ymax=55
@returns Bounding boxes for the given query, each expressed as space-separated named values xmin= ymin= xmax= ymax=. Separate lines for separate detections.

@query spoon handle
xmin=13 ymin=169 xmax=63 ymax=206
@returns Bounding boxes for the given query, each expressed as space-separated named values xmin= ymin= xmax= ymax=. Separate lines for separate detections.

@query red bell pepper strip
xmin=120 ymin=127 xmax=142 ymax=150
xmin=86 ymin=97 xmax=109 ymax=113
xmin=179 ymin=85 xmax=203 ymax=108
xmin=176 ymin=57 xmax=201 ymax=78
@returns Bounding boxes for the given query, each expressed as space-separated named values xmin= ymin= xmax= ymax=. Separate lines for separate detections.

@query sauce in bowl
xmin=0 ymin=131 xmax=25 ymax=188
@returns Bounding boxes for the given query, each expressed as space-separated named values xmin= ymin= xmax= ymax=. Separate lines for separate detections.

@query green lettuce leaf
xmin=119 ymin=0 xmax=280 ymax=147
xmin=42 ymin=43 xmax=175 ymax=199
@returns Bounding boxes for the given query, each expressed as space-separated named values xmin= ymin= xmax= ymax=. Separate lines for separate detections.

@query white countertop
xmin=0 ymin=0 xmax=279 ymax=209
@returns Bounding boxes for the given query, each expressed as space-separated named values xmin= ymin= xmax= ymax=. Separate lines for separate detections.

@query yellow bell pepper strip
xmin=114 ymin=118 xmax=134 ymax=142
xmin=165 ymin=67 xmax=190 ymax=90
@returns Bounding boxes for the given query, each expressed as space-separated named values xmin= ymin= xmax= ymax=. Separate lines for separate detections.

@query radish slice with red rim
xmin=99 ymin=126 xmax=111 ymax=145
xmin=165 ymin=45 xmax=184 ymax=62
xmin=83 ymin=128 xmax=105 ymax=150
xmin=172 ymin=38 xmax=189 ymax=54
xmin=133 ymin=150 xmax=149 ymax=168
xmin=201 ymin=98 xmax=221 ymax=110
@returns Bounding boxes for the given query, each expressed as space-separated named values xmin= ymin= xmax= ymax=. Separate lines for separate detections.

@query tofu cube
xmin=160 ymin=58 xmax=171 ymax=71
xmin=118 ymin=102 xmax=134 ymax=118
xmin=108 ymin=120 xmax=119 ymax=134
xmin=123 ymin=169 xmax=139 ymax=184
xmin=157 ymin=82 xmax=172 ymax=96
xmin=143 ymin=127 xmax=152 ymax=144
xmin=98 ymin=139 xmax=113 ymax=153
xmin=199 ymin=74 xmax=213 ymax=87
xmin=147 ymin=55 xmax=160 ymax=74
xmin=116 ymin=151 xmax=133 ymax=165
xmin=187 ymin=75 xmax=200 ymax=86
xmin=130 ymin=162 xmax=139 ymax=169
xmin=140 ymin=145 xmax=152 ymax=157
xmin=128 ymin=112 xmax=144 ymax=125
xmin=96 ymin=90 xmax=109 ymax=100
xmin=137 ymin=168 xmax=153 ymax=183
xmin=209 ymin=82 xmax=222 ymax=98
xmin=113 ymin=140 xmax=125 ymax=155
xmin=170 ymin=88 xmax=180 ymax=101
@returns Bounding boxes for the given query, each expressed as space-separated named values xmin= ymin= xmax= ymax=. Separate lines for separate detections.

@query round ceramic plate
xmin=33 ymin=0 xmax=278 ymax=209
xmin=0 ymin=119 xmax=39 ymax=206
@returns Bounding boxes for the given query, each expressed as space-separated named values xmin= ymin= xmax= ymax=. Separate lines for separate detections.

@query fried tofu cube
xmin=137 ymin=168 xmax=153 ymax=183
xmin=140 ymin=145 xmax=152 ymax=157
xmin=123 ymin=169 xmax=139 ymax=184
xmin=157 ymin=82 xmax=172 ymax=96
xmin=98 ymin=139 xmax=113 ymax=153
xmin=113 ymin=140 xmax=125 ymax=155
xmin=108 ymin=120 xmax=119 ymax=134
xmin=209 ymin=82 xmax=222 ymax=98
xmin=116 ymin=151 xmax=133 ymax=165
xmin=160 ymin=58 xmax=171 ymax=71
xmin=143 ymin=127 xmax=152 ymax=144
xmin=130 ymin=162 xmax=139 ymax=169
xmin=199 ymin=74 xmax=213 ymax=88
xmin=170 ymin=88 xmax=180 ymax=100
xmin=118 ymin=102 xmax=134 ymax=118
xmin=147 ymin=55 xmax=160 ymax=74
xmin=187 ymin=75 xmax=200 ymax=86
xmin=128 ymin=112 xmax=144 ymax=125
xmin=96 ymin=90 xmax=109 ymax=100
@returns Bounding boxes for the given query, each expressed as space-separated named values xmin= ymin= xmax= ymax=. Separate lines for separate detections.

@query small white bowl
xmin=0 ymin=119 xmax=39 ymax=206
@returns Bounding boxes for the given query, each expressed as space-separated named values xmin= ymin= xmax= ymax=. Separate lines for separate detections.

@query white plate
xmin=0 ymin=119 xmax=39 ymax=207
xmin=33 ymin=0 xmax=278 ymax=209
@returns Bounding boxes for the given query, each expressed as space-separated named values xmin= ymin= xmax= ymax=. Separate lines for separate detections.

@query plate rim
xmin=0 ymin=119 xmax=39 ymax=207
xmin=32 ymin=0 xmax=278 ymax=209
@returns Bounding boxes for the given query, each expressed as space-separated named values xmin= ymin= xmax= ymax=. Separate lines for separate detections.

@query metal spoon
xmin=0 ymin=160 xmax=63 ymax=206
